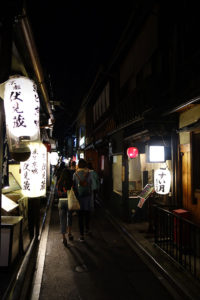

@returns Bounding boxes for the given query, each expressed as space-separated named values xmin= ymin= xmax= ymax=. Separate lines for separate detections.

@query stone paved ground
xmin=38 ymin=204 xmax=174 ymax=300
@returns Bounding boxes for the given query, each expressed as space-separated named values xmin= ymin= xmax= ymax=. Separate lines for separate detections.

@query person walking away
xmin=87 ymin=162 xmax=99 ymax=209
xmin=69 ymin=160 xmax=76 ymax=176
xmin=57 ymin=166 xmax=74 ymax=246
xmin=69 ymin=160 xmax=77 ymax=216
xmin=54 ymin=162 xmax=66 ymax=204
xmin=73 ymin=159 xmax=92 ymax=242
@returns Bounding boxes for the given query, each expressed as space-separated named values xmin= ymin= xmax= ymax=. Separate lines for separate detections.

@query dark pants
xmin=78 ymin=210 xmax=90 ymax=236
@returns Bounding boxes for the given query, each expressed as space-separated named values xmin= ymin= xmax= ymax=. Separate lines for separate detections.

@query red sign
xmin=127 ymin=147 xmax=138 ymax=159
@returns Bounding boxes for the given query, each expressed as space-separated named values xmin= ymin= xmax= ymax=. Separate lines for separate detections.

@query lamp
xmin=3 ymin=76 xmax=40 ymax=161
xmin=147 ymin=145 xmax=165 ymax=163
xmin=154 ymin=168 xmax=171 ymax=195
xmin=127 ymin=147 xmax=139 ymax=159
xmin=20 ymin=142 xmax=47 ymax=197
xmin=50 ymin=151 xmax=59 ymax=165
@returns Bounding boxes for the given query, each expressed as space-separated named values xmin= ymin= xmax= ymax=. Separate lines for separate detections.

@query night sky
xmin=25 ymin=1 xmax=135 ymax=138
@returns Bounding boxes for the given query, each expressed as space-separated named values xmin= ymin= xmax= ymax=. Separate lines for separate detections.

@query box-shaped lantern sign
xmin=127 ymin=147 xmax=139 ymax=159
xmin=3 ymin=76 xmax=40 ymax=161
xmin=154 ymin=168 xmax=171 ymax=195
xmin=148 ymin=145 xmax=165 ymax=163
xmin=21 ymin=142 xmax=47 ymax=197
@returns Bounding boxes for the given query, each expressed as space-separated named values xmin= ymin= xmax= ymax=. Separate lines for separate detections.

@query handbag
xmin=68 ymin=187 xmax=80 ymax=210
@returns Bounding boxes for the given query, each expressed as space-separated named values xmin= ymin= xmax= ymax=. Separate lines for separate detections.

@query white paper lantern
xmin=154 ymin=168 xmax=171 ymax=195
xmin=3 ymin=76 xmax=40 ymax=161
xmin=21 ymin=142 xmax=47 ymax=197
xmin=50 ymin=152 xmax=59 ymax=165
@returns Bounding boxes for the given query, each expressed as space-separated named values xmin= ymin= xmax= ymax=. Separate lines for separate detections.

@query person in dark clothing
xmin=54 ymin=162 xmax=66 ymax=203
xmin=73 ymin=159 xmax=92 ymax=242
xmin=87 ymin=162 xmax=99 ymax=209
xmin=57 ymin=166 xmax=74 ymax=246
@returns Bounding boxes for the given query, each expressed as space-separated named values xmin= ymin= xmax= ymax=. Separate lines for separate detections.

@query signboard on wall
xmin=137 ymin=184 xmax=154 ymax=208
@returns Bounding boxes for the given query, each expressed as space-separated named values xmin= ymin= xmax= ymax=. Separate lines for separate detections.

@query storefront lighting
xmin=80 ymin=136 xmax=85 ymax=147
xmin=148 ymin=145 xmax=165 ymax=162
xmin=154 ymin=168 xmax=171 ymax=195
xmin=21 ymin=142 xmax=47 ymax=197
xmin=3 ymin=76 xmax=40 ymax=161
xmin=80 ymin=152 xmax=84 ymax=159
xmin=127 ymin=147 xmax=139 ymax=159
xmin=50 ymin=151 xmax=59 ymax=165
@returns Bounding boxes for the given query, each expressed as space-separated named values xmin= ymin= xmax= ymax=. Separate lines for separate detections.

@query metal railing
xmin=154 ymin=206 xmax=200 ymax=281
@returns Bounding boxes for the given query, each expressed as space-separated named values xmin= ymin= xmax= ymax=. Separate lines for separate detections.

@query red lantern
xmin=127 ymin=147 xmax=138 ymax=159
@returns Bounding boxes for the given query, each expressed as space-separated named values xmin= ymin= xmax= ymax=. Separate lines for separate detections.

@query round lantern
xmin=21 ymin=142 xmax=47 ymax=197
xmin=127 ymin=147 xmax=139 ymax=159
xmin=3 ymin=76 xmax=40 ymax=161
xmin=154 ymin=168 xmax=171 ymax=195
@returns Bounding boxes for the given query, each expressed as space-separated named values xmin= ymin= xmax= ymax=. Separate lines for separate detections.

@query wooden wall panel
xmin=180 ymin=143 xmax=200 ymax=224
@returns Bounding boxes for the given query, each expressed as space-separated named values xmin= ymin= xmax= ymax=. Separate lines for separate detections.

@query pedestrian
xmin=73 ymin=158 xmax=92 ymax=242
xmin=57 ymin=166 xmax=74 ymax=246
xmin=87 ymin=162 xmax=99 ymax=209
xmin=69 ymin=160 xmax=77 ymax=176
xmin=54 ymin=162 xmax=66 ymax=203
xmin=69 ymin=160 xmax=77 ymax=216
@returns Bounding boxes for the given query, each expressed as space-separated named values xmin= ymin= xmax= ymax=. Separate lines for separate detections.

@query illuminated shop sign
xmin=148 ymin=145 xmax=165 ymax=163
xmin=80 ymin=136 xmax=85 ymax=147
xmin=154 ymin=168 xmax=171 ymax=195
xmin=21 ymin=142 xmax=47 ymax=197
xmin=4 ymin=76 xmax=40 ymax=161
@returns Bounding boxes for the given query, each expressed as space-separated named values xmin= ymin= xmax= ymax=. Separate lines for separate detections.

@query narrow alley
xmin=30 ymin=200 xmax=176 ymax=300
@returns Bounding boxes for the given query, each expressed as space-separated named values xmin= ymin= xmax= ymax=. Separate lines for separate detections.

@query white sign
xmin=149 ymin=146 xmax=165 ymax=162
xmin=21 ymin=142 xmax=47 ymax=197
xmin=4 ymin=76 xmax=40 ymax=140
xmin=154 ymin=168 xmax=171 ymax=195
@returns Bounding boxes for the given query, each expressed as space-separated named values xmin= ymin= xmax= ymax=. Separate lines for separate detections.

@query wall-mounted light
xmin=146 ymin=145 xmax=165 ymax=163
xmin=154 ymin=168 xmax=171 ymax=195
xmin=20 ymin=142 xmax=47 ymax=197
xmin=80 ymin=152 xmax=84 ymax=159
xmin=3 ymin=76 xmax=40 ymax=161
xmin=127 ymin=147 xmax=139 ymax=159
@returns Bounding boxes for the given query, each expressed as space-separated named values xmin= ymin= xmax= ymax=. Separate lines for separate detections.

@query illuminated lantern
xmin=3 ymin=76 xmax=40 ymax=161
xmin=154 ymin=168 xmax=171 ymax=195
xmin=21 ymin=142 xmax=47 ymax=197
xmin=148 ymin=145 xmax=165 ymax=162
xmin=50 ymin=151 xmax=59 ymax=165
xmin=127 ymin=147 xmax=139 ymax=159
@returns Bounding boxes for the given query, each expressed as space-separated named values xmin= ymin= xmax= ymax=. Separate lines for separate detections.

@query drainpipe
xmin=20 ymin=8 xmax=54 ymax=124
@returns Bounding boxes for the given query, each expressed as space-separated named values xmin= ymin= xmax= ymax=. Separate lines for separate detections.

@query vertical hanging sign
xmin=21 ymin=142 xmax=47 ymax=197
xmin=154 ymin=168 xmax=171 ymax=195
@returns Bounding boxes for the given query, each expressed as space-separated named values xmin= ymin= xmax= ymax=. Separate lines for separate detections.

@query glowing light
xmin=50 ymin=152 xmax=59 ymax=165
xmin=154 ymin=168 xmax=171 ymax=195
xmin=149 ymin=146 xmax=165 ymax=162
xmin=21 ymin=142 xmax=47 ymax=197
xmin=3 ymin=76 xmax=40 ymax=161
xmin=127 ymin=147 xmax=139 ymax=159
